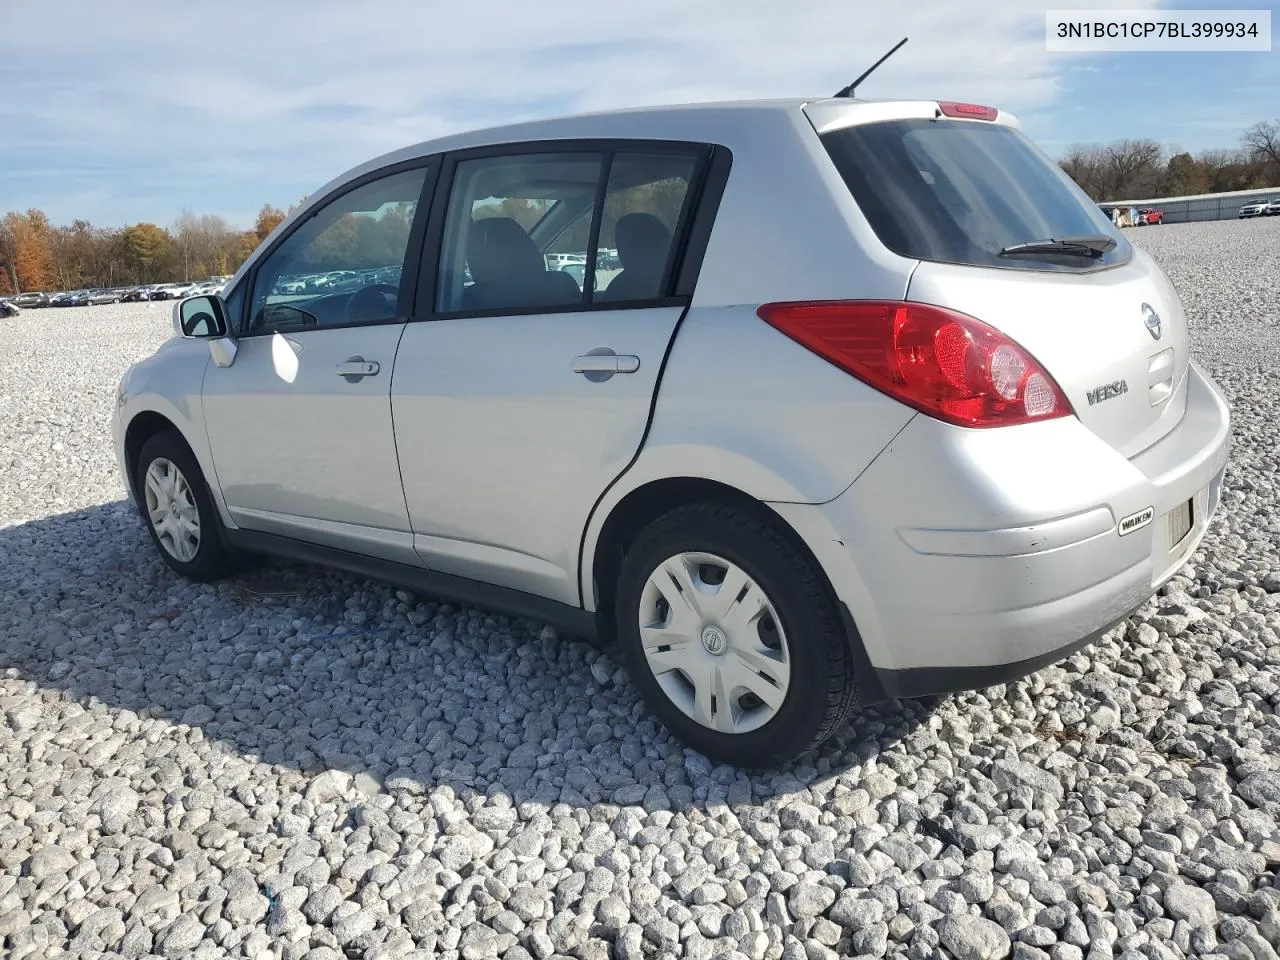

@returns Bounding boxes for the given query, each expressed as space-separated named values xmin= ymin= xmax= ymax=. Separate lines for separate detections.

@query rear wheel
xmin=136 ymin=430 xmax=235 ymax=581
xmin=614 ymin=501 xmax=858 ymax=767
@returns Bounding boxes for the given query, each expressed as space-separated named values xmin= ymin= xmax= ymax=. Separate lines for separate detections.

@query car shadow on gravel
xmin=1 ymin=501 xmax=938 ymax=808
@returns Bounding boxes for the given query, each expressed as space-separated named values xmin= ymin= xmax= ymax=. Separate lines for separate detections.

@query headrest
xmin=466 ymin=217 xmax=545 ymax=283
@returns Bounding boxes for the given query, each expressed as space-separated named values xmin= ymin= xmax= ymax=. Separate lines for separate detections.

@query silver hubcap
xmin=639 ymin=552 xmax=791 ymax=735
xmin=144 ymin=458 xmax=201 ymax=563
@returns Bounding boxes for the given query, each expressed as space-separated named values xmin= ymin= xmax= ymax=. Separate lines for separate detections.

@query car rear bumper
xmin=770 ymin=361 xmax=1231 ymax=701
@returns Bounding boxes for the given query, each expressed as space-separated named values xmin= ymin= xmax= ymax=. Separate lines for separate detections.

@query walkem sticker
xmin=1118 ymin=506 xmax=1155 ymax=536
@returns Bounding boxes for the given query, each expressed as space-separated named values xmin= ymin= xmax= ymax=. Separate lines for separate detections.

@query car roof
xmin=323 ymin=96 xmax=1022 ymax=201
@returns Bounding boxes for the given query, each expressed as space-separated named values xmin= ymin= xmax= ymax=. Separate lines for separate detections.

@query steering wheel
xmin=344 ymin=284 xmax=400 ymax=324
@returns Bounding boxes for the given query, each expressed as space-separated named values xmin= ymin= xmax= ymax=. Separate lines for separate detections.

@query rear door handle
xmin=571 ymin=354 xmax=640 ymax=375
xmin=336 ymin=356 xmax=380 ymax=381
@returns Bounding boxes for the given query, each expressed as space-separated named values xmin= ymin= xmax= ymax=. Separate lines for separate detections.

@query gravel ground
xmin=2 ymin=216 xmax=1279 ymax=960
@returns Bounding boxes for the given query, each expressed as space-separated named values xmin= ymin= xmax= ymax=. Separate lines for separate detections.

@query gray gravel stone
xmin=156 ymin=916 xmax=206 ymax=957
xmin=1165 ymin=884 xmax=1218 ymax=927
xmin=830 ymin=893 xmax=884 ymax=930
xmin=877 ymin=835 xmax=928 ymax=872
xmin=991 ymin=760 xmax=1064 ymax=801
xmin=939 ymin=914 xmax=1014 ymax=960
xmin=25 ymin=844 xmax=76 ymax=880
xmin=789 ymin=882 xmax=837 ymax=919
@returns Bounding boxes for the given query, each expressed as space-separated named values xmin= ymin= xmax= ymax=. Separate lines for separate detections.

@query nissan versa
xmin=113 ymin=97 xmax=1231 ymax=765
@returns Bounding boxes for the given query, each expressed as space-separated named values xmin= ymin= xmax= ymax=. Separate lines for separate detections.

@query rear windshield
xmin=820 ymin=118 xmax=1131 ymax=272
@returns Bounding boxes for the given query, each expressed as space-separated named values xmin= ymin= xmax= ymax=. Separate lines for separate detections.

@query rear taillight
xmin=757 ymin=301 xmax=1073 ymax=428
xmin=937 ymin=101 xmax=999 ymax=121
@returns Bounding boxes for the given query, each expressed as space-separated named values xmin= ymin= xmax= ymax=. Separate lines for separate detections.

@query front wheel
xmin=614 ymin=501 xmax=859 ymax=767
xmin=136 ymin=430 xmax=236 ymax=581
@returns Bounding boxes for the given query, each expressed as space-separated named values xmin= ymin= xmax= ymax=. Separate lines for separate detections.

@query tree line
xmin=3 ymin=118 xmax=1276 ymax=296
xmin=1060 ymin=120 xmax=1280 ymax=202
xmin=0 ymin=204 xmax=292 ymax=296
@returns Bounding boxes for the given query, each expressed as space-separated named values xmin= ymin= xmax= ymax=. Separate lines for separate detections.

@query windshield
xmin=820 ymin=118 xmax=1131 ymax=272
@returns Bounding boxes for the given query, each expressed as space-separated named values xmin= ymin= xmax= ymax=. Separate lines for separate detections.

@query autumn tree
xmin=254 ymin=204 xmax=286 ymax=241
xmin=172 ymin=210 xmax=241 ymax=281
xmin=0 ymin=210 xmax=56 ymax=292
xmin=238 ymin=204 xmax=288 ymax=263
xmin=121 ymin=223 xmax=170 ymax=282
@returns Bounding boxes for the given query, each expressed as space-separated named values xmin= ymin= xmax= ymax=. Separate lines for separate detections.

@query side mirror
xmin=174 ymin=295 xmax=238 ymax=367
xmin=174 ymin=295 xmax=227 ymax=338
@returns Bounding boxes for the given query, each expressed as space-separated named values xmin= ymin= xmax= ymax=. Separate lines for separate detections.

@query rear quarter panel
xmin=578 ymin=306 xmax=918 ymax=609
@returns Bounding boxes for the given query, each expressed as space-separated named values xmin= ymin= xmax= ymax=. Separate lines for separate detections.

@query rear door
xmin=813 ymin=107 xmax=1189 ymax=458
xmin=391 ymin=142 xmax=719 ymax=606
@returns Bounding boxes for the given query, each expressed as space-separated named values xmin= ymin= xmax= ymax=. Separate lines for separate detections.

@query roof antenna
xmin=833 ymin=36 xmax=908 ymax=99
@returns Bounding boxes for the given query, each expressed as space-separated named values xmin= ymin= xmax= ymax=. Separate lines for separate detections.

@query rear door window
xmin=434 ymin=145 xmax=704 ymax=314
xmin=437 ymin=152 xmax=604 ymax=313
xmin=820 ymin=119 xmax=1131 ymax=271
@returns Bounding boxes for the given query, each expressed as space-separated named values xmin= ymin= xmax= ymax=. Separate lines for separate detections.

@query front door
xmin=202 ymin=163 xmax=432 ymax=563
xmin=392 ymin=146 xmax=706 ymax=604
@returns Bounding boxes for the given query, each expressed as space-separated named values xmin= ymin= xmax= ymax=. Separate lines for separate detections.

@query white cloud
xmin=0 ymin=0 xmax=1160 ymax=223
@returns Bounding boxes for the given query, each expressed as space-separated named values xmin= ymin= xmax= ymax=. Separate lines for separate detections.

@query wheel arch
xmin=120 ymin=395 xmax=233 ymax=531
xmin=587 ymin=477 xmax=750 ymax=615
xmin=584 ymin=477 xmax=842 ymax=626
xmin=124 ymin=410 xmax=183 ymax=502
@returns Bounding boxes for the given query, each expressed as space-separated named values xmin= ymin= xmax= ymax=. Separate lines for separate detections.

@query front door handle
xmin=336 ymin=356 xmax=380 ymax=382
xmin=571 ymin=352 xmax=641 ymax=380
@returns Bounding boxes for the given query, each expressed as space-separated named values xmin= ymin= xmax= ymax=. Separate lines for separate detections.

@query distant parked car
xmin=1266 ymin=198 xmax=1280 ymax=216
xmin=0 ymin=298 xmax=20 ymax=318
xmin=150 ymin=283 xmax=197 ymax=301
xmin=1136 ymin=208 xmax=1163 ymax=226
xmin=86 ymin=289 xmax=122 ymax=305
xmin=13 ymin=292 xmax=50 ymax=308
xmin=121 ymin=286 xmax=153 ymax=302
xmin=64 ymin=290 xmax=94 ymax=307
xmin=1238 ymin=198 xmax=1273 ymax=218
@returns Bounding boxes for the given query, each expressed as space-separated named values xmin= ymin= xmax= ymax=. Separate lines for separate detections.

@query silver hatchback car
xmin=113 ymin=97 xmax=1231 ymax=766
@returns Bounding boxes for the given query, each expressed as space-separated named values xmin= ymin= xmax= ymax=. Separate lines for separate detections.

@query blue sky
xmin=1 ymin=0 xmax=1275 ymax=229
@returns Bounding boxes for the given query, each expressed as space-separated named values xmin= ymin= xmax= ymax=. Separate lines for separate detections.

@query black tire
xmin=614 ymin=500 xmax=858 ymax=768
xmin=136 ymin=430 xmax=235 ymax=582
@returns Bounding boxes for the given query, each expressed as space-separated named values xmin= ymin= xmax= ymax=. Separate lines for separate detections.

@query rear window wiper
xmin=999 ymin=235 xmax=1117 ymax=259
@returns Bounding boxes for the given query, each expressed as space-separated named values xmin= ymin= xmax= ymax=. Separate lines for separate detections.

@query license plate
xmin=1167 ymin=498 xmax=1193 ymax=548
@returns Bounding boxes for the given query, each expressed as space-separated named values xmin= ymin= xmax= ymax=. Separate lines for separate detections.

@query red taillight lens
xmin=937 ymin=101 xmax=998 ymax=121
xmin=757 ymin=301 xmax=1073 ymax=428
